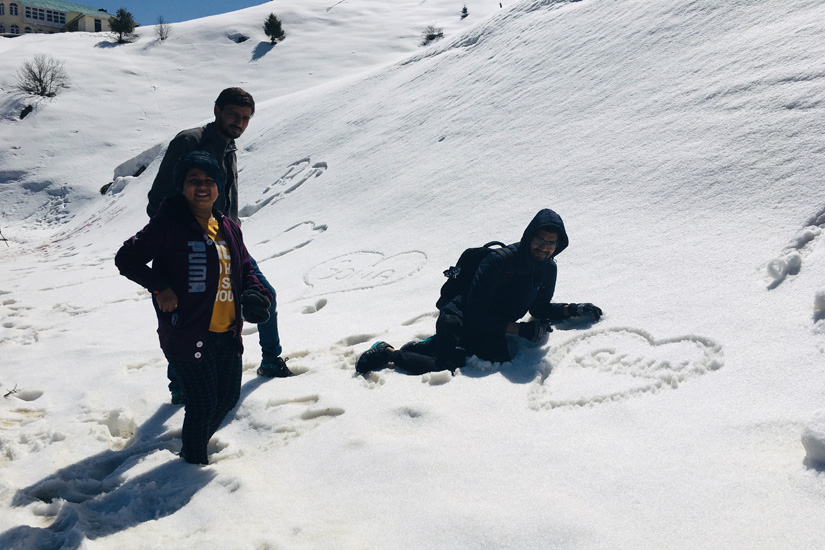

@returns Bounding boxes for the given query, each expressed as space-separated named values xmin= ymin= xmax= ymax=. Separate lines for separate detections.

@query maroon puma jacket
xmin=116 ymin=195 xmax=270 ymax=362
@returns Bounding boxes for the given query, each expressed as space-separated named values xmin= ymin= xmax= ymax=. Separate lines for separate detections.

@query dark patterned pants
xmin=389 ymin=313 xmax=459 ymax=374
xmin=390 ymin=312 xmax=514 ymax=374
xmin=168 ymin=332 xmax=242 ymax=464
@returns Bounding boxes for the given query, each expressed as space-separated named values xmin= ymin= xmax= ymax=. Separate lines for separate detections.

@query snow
xmin=803 ymin=409 xmax=825 ymax=466
xmin=1 ymin=0 xmax=825 ymax=548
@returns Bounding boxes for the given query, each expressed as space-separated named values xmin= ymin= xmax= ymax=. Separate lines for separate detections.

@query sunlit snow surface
xmin=1 ymin=0 xmax=825 ymax=548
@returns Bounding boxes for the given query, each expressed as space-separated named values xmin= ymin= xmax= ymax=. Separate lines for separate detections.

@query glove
xmin=241 ymin=289 xmax=271 ymax=324
xmin=567 ymin=303 xmax=602 ymax=321
xmin=518 ymin=320 xmax=550 ymax=343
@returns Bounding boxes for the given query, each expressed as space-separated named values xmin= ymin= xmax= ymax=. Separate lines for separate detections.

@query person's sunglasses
xmin=532 ymin=236 xmax=557 ymax=249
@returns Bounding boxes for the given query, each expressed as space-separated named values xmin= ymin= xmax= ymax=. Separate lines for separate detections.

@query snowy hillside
xmin=2 ymin=0 xmax=825 ymax=548
xmin=0 ymin=0 xmax=503 ymax=227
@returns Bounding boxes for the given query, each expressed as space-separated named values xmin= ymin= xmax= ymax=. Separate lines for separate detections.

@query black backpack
xmin=436 ymin=241 xmax=515 ymax=309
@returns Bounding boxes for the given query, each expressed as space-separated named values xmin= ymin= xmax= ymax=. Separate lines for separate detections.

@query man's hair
xmin=215 ymin=87 xmax=255 ymax=116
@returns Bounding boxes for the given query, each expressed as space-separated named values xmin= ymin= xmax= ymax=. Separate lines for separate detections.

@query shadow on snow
xmin=251 ymin=42 xmax=275 ymax=62
xmin=0 ymin=377 xmax=267 ymax=549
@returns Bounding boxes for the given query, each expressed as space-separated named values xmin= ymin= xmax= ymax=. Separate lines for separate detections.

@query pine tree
xmin=110 ymin=8 xmax=137 ymax=43
xmin=263 ymin=13 xmax=285 ymax=44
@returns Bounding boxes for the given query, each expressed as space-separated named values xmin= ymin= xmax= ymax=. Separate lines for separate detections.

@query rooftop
xmin=18 ymin=0 xmax=111 ymax=18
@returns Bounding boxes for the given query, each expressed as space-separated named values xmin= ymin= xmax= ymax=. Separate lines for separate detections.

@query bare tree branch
xmin=155 ymin=15 xmax=171 ymax=42
xmin=14 ymin=55 xmax=70 ymax=98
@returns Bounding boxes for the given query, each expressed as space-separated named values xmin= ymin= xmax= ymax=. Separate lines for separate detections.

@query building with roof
xmin=0 ymin=1 xmax=111 ymax=37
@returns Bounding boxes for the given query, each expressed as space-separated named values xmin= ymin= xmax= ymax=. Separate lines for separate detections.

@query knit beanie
xmin=173 ymin=151 xmax=225 ymax=194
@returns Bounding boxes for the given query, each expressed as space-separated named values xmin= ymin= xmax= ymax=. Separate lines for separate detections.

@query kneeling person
xmin=356 ymin=209 xmax=602 ymax=375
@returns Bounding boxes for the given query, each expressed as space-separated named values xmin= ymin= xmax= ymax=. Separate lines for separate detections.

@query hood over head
xmin=519 ymin=208 xmax=569 ymax=260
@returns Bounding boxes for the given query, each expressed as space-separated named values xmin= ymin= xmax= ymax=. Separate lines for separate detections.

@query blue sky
xmin=94 ymin=1 xmax=267 ymax=25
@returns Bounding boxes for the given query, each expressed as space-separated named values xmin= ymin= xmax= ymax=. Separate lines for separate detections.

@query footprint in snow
xmin=813 ymin=295 xmax=825 ymax=354
xmin=0 ymin=401 xmax=50 ymax=465
xmin=1 ymin=448 xmax=214 ymax=547
xmin=764 ymin=204 xmax=825 ymax=289
xmin=301 ymin=298 xmax=327 ymax=314
xmin=7 ymin=404 xmax=184 ymax=518
xmin=266 ymin=394 xmax=345 ymax=421
xmin=337 ymin=333 xmax=375 ymax=346
xmin=7 ymin=388 xmax=44 ymax=402
xmin=79 ymin=408 xmax=138 ymax=450
xmin=232 ymin=389 xmax=345 ymax=452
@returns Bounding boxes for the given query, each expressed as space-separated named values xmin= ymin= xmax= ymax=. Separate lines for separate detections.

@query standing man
xmin=148 ymin=88 xmax=293 ymax=404
xmin=355 ymin=208 xmax=603 ymax=375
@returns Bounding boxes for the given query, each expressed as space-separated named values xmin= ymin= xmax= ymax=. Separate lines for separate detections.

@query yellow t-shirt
xmin=199 ymin=217 xmax=236 ymax=333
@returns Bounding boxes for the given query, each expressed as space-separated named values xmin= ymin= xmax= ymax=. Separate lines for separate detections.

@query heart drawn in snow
xmin=529 ymin=327 xmax=724 ymax=409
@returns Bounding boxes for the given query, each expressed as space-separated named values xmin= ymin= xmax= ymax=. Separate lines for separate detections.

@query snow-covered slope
xmin=1 ymin=0 xmax=825 ymax=548
xmin=0 ymin=0 xmax=503 ymax=227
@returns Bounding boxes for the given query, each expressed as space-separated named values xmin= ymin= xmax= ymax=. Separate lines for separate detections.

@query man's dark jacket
xmin=147 ymin=122 xmax=240 ymax=222
xmin=116 ymin=195 xmax=270 ymax=362
xmin=441 ymin=209 xmax=570 ymax=335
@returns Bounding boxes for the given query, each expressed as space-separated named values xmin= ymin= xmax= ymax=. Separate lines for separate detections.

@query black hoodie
xmin=443 ymin=209 xmax=569 ymax=334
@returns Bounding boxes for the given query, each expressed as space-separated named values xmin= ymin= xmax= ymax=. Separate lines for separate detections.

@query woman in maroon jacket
xmin=116 ymin=151 xmax=271 ymax=465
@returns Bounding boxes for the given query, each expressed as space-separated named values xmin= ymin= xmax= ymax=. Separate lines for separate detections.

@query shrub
xmin=14 ymin=55 xmax=70 ymax=98
xmin=421 ymin=25 xmax=444 ymax=46
xmin=263 ymin=13 xmax=285 ymax=44
xmin=110 ymin=8 xmax=137 ymax=43
xmin=155 ymin=15 xmax=170 ymax=42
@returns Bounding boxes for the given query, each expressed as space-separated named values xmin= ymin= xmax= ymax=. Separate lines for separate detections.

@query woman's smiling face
xmin=182 ymin=168 xmax=218 ymax=215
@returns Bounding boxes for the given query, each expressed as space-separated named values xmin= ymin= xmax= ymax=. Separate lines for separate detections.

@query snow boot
xmin=356 ymin=341 xmax=392 ymax=374
xmin=257 ymin=356 xmax=295 ymax=378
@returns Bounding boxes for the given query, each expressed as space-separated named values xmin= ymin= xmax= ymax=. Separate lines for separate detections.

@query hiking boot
xmin=170 ymin=389 xmax=186 ymax=405
xmin=257 ymin=356 xmax=295 ymax=378
xmin=356 ymin=341 xmax=392 ymax=374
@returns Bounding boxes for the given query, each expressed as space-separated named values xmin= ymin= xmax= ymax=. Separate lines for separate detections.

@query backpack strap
xmin=492 ymin=246 xmax=517 ymax=281
xmin=481 ymin=241 xmax=513 ymax=274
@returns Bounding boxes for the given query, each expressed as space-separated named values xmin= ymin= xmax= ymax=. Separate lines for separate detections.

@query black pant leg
xmin=463 ymin=330 xmax=512 ymax=363
xmin=434 ymin=312 xmax=466 ymax=367
xmin=170 ymin=354 xmax=219 ymax=464
xmin=390 ymin=312 xmax=467 ymax=374
xmin=207 ymin=332 xmax=242 ymax=438
xmin=390 ymin=349 xmax=440 ymax=375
